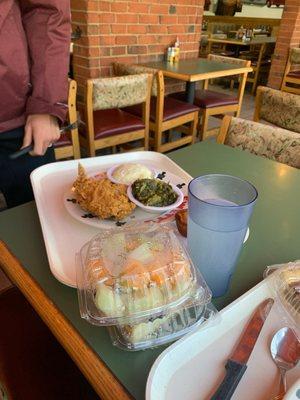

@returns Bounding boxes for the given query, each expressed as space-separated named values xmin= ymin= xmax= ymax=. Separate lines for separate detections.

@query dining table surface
xmin=143 ymin=58 xmax=252 ymax=102
xmin=207 ymin=36 xmax=276 ymax=47
xmin=1 ymin=141 xmax=300 ymax=400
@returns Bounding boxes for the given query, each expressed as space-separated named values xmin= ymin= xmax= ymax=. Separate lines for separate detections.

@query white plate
xmin=63 ymin=170 xmax=187 ymax=229
xmin=146 ymin=277 xmax=300 ymax=400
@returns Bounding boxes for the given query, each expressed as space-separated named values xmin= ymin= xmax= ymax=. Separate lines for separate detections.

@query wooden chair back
xmin=54 ymin=79 xmax=80 ymax=160
xmin=207 ymin=54 xmax=251 ymax=110
xmin=254 ymin=86 xmax=300 ymax=133
xmin=85 ymin=73 xmax=152 ymax=154
xmin=218 ymin=115 xmax=300 ymax=168
xmin=281 ymin=47 xmax=300 ymax=95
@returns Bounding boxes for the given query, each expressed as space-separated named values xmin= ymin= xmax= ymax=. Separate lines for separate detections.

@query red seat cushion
xmin=287 ymin=70 xmax=300 ymax=78
xmin=169 ymin=90 xmax=238 ymax=109
xmin=124 ymin=96 xmax=199 ymax=122
xmin=53 ymin=132 xmax=72 ymax=148
xmin=82 ymin=109 xmax=145 ymax=139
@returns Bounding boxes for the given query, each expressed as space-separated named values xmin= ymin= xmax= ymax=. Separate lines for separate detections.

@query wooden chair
xmin=281 ymin=47 xmax=300 ymax=95
xmin=113 ymin=63 xmax=199 ymax=153
xmin=254 ymin=86 xmax=300 ymax=134
xmin=80 ymin=73 xmax=152 ymax=157
xmin=240 ymin=43 xmax=273 ymax=95
xmin=218 ymin=115 xmax=300 ymax=168
xmin=171 ymin=54 xmax=250 ymax=141
xmin=54 ymin=79 xmax=81 ymax=160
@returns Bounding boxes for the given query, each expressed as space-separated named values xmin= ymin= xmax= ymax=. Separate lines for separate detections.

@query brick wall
xmin=71 ymin=0 xmax=204 ymax=101
xmin=268 ymin=0 xmax=300 ymax=89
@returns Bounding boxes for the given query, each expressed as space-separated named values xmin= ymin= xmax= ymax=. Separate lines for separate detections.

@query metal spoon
xmin=270 ymin=327 xmax=300 ymax=400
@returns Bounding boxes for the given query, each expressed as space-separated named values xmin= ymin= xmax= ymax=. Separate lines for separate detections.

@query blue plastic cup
xmin=187 ymin=174 xmax=258 ymax=297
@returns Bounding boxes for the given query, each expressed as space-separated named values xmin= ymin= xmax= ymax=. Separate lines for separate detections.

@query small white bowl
xmin=127 ymin=182 xmax=184 ymax=214
xmin=107 ymin=163 xmax=156 ymax=186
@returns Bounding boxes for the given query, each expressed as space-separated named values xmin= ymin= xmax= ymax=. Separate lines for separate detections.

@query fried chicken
xmin=73 ymin=164 xmax=136 ymax=220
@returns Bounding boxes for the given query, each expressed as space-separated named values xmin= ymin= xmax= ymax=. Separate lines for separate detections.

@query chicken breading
xmin=73 ymin=164 xmax=136 ymax=220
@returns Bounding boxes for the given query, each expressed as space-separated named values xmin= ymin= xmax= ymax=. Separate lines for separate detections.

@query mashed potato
xmin=112 ymin=163 xmax=153 ymax=185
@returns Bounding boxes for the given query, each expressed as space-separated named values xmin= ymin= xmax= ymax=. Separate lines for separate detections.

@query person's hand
xmin=22 ymin=114 xmax=60 ymax=156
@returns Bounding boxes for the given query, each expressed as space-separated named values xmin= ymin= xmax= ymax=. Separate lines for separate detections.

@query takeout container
xmin=76 ymin=223 xmax=217 ymax=350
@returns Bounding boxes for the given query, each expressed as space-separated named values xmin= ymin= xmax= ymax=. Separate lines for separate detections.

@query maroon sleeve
xmin=20 ymin=0 xmax=71 ymax=123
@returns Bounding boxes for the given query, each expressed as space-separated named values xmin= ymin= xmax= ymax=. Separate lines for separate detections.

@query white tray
xmin=146 ymin=278 xmax=300 ymax=400
xmin=30 ymin=151 xmax=191 ymax=287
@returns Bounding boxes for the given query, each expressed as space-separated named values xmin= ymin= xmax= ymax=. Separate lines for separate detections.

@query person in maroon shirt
xmin=0 ymin=0 xmax=70 ymax=208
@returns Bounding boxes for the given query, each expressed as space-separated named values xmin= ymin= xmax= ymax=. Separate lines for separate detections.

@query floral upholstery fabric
xmin=208 ymin=54 xmax=249 ymax=67
xmin=290 ymin=48 xmax=300 ymax=64
xmin=113 ymin=62 xmax=158 ymax=96
xmin=225 ymin=117 xmax=300 ymax=168
xmin=92 ymin=74 xmax=149 ymax=111
xmin=258 ymin=86 xmax=300 ymax=133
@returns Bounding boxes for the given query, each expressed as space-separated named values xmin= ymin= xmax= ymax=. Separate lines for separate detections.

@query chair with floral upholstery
xmin=217 ymin=115 xmax=300 ymax=168
xmin=253 ymin=86 xmax=300 ymax=134
xmin=80 ymin=73 xmax=152 ymax=157
xmin=113 ymin=62 xmax=199 ymax=153
xmin=281 ymin=47 xmax=300 ymax=95
xmin=169 ymin=54 xmax=251 ymax=141
xmin=54 ymin=79 xmax=81 ymax=160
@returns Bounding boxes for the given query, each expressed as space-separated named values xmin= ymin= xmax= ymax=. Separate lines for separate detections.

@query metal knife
xmin=210 ymin=298 xmax=274 ymax=400
xmin=9 ymin=121 xmax=78 ymax=160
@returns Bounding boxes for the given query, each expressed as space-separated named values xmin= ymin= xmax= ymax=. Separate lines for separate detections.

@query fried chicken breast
xmin=73 ymin=164 xmax=136 ymax=220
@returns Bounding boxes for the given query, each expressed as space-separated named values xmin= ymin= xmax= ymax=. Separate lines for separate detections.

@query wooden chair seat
xmin=169 ymin=90 xmax=238 ymax=108
xmin=287 ymin=70 xmax=300 ymax=78
xmin=124 ymin=97 xmax=199 ymax=123
xmin=53 ymin=132 xmax=73 ymax=148
xmin=85 ymin=108 xmax=145 ymax=139
xmin=0 ymin=287 xmax=97 ymax=400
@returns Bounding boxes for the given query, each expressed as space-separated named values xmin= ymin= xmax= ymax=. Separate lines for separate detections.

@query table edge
xmin=0 ymin=240 xmax=133 ymax=400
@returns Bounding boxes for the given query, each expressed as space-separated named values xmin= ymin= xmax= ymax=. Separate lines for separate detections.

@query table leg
xmin=234 ymin=45 xmax=241 ymax=58
xmin=185 ymin=82 xmax=196 ymax=103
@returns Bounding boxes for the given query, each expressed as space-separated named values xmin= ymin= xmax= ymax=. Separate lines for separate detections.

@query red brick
xmin=99 ymin=13 xmax=115 ymax=23
xmin=159 ymin=15 xmax=177 ymax=24
xmin=127 ymin=25 xmax=148 ymax=34
xmin=111 ymin=2 xmax=128 ymax=12
xmin=137 ymin=35 xmax=158 ymax=44
xmin=116 ymin=14 xmax=138 ymax=23
xmin=115 ymin=35 xmax=137 ymax=45
xmin=150 ymin=5 xmax=169 ymax=14
xmin=100 ymin=36 xmax=115 ymax=46
xmin=128 ymin=3 xmax=150 ymax=13
xmin=99 ymin=2 xmax=111 ymax=11
xmin=111 ymin=46 xmax=127 ymax=55
xmin=128 ymin=45 xmax=147 ymax=54
xmin=139 ymin=15 xmax=159 ymax=24
xmin=148 ymin=25 xmax=168 ymax=34
xmin=111 ymin=24 xmax=127 ymax=34
xmin=148 ymin=44 xmax=167 ymax=53
xmin=167 ymin=25 xmax=186 ymax=34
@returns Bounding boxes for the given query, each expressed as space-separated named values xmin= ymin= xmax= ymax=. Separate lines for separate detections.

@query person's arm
xmin=20 ymin=0 xmax=71 ymax=155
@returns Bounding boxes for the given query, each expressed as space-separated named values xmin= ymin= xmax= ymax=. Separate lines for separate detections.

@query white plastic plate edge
xmin=30 ymin=151 xmax=193 ymax=287
xmin=145 ymin=278 xmax=274 ymax=400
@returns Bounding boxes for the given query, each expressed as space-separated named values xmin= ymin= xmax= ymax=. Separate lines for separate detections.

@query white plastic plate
xmin=146 ymin=278 xmax=300 ymax=400
xmin=30 ymin=152 xmax=191 ymax=287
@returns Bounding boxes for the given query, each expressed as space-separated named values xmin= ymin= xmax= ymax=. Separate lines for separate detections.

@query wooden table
xmin=144 ymin=58 xmax=252 ymax=102
xmin=1 ymin=141 xmax=300 ymax=400
xmin=207 ymin=36 xmax=276 ymax=57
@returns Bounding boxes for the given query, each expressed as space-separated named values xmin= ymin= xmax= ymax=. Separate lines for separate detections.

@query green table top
xmin=208 ymin=36 xmax=276 ymax=45
xmin=143 ymin=58 xmax=251 ymax=81
xmin=1 ymin=141 xmax=300 ymax=399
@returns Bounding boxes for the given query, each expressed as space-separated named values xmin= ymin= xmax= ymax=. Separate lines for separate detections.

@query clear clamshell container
xmin=108 ymin=302 xmax=218 ymax=351
xmin=76 ymin=223 xmax=212 ymax=326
